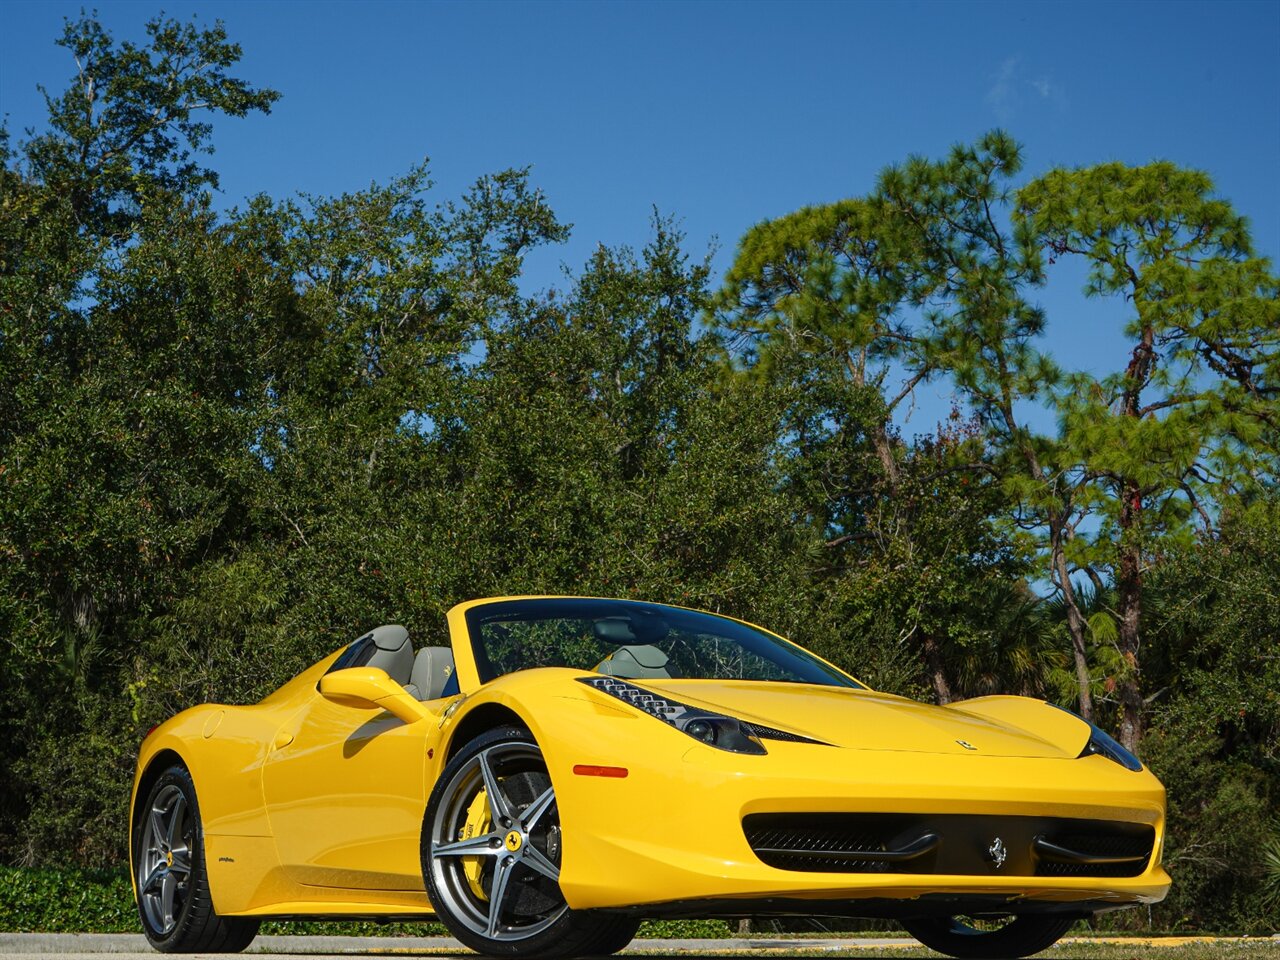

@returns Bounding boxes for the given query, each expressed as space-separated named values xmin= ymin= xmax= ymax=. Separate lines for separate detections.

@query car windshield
xmin=464 ymin=598 xmax=861 ymax=688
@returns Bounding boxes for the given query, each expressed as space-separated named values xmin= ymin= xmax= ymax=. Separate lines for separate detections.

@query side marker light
xmin=573 ymin=764 xmax=629 ymax=778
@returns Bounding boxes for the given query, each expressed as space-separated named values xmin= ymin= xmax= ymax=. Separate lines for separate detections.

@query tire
xmin=900 ymin=914 xmax=1075 ymax=959
xmin=579 ymin=917 xmax=641 ymax=956
xmin=132 ymin=764 xmax=260 ymax=953
xmin=422 ymin=725 xmax=636 ymax=959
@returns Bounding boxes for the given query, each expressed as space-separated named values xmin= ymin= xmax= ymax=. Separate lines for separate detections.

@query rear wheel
xmin=133 ymin=765 xmax=259 ymax=952
xmin=423 ymin=726 xmax=637 ymax=958
xmin=901 ymin=914 xmax=1075 ymax=959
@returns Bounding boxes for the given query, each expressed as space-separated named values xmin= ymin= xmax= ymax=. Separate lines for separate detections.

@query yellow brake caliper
xmin=460 ymin=789 xmax=492 ymax=901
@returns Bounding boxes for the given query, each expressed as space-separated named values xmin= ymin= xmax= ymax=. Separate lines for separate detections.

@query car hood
xmin=637 ymin=680 xmax=1091 ymax=759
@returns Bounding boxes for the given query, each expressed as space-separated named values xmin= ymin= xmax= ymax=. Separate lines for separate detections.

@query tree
xmin=870 ymin=133 xmax=1102 ymax=718
xmin=717 ymin=191 xmax=1033 ymax=702
xmin=718 ymin=197 xmax=927 ymax=485
xmin=1137 ymin=495 xmax=1280 ymax=931
xmin=435 ymin=216 xmax=809 ymax=624
xmin=1014 ymin=163 xmax=1280 ymax=747
xmin=0 ymin=10 xmax=284 ymax=705
xmin=719 ymin=132 xmax=1279 ymax=746
xmin=22 ymin=13 xmax=278 ymax=239
xmin=0 ymin=187 xmax=300 ymax=862
xmin=873 ymin=135 xmax=1278 ymax=748
xmin=0 ymin=13 xmax=277 ymax=863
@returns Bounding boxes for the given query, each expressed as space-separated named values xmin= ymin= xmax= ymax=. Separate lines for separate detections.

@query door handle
xmin=272 ymin=729 xmax=295 ymax=750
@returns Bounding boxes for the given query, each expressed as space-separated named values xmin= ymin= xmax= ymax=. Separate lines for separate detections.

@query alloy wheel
xmin=136 ymin=784 xmax=193 ymax=935
xmin=429 ymin=741 xmax=567 ymax=941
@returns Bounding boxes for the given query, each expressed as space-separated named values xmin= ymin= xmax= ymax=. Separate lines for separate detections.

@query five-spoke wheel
xmin=132 ymin=765 xmax=259 ymax=953
xmin=424 ymin=727 xmax=638 ymax=958
xmin=137 ymin=783 xmax=194 ymax=935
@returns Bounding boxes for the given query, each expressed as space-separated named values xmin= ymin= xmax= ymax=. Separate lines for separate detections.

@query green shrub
xmin=0 ymin=868 xmax=137 ymax=933
xmin=636 ymin=919 xmax=733 ymax=938
xmin=0 ymin=867 xmax=734 ymax=937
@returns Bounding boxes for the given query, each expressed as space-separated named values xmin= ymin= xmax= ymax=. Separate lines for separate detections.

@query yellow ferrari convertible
xmin=131 ymin=597 xmax=1169 ymax=959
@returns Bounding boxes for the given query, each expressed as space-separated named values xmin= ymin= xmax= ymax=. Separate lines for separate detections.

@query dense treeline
xmin=1 ymin=14 xmax=1277 ymax=932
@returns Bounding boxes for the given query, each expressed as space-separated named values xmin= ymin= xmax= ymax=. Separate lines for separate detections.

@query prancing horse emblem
xmin=956 ymin=739 xmax=977 ymax=751
xmin=988 ymin=837 xmax=1008 ymax=869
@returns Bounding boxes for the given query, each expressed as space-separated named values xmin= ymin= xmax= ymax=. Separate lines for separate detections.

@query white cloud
xmin=986 ymin=58 xmax=1066 ymax=121
xmin=985 ymin=56 xmax=1021 ymax=121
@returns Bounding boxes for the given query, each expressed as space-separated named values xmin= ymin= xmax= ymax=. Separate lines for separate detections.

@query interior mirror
xmin=318 ymin=667 xmax=428 ymax=725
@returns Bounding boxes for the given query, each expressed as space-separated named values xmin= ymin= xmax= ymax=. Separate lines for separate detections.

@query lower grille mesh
xmin=1036 ymin=829 xmax=1156 ymax=877
xmin=743 ymin=813 xmax=1154 ymax=878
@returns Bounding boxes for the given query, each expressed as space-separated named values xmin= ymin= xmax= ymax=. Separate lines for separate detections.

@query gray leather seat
xmin=597 ymin=644 xmax=671 ymax=680
xmin=364 ymin=625 xmax=413 ymax=686
xmin=406 ymin=646 xmax=456 ymax=700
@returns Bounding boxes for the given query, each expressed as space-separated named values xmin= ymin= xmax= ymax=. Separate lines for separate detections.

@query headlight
xmin=1050 ymin=703 xmax=1143 ymax=771
xmin=578 ymin=676 xmax=767 ymax=755
xmin=1081 ymin=723 xmax=1143 ymax=771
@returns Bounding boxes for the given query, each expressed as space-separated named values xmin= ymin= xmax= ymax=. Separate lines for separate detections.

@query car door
xmin=260 ymin=690 xmax=441 ymax=890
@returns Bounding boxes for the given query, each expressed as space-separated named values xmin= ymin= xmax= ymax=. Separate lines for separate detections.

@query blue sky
xmin=3 ymin=0 xmax=1278 ymax=434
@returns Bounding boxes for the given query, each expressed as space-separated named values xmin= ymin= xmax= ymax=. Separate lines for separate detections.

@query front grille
xmin=743 ymin=813 xmax=1154 ymax=878
xmin=744 ymin=814 xmax=923 ymax=873
xmin=1035 ymin=828 xmax=1156 ymax=877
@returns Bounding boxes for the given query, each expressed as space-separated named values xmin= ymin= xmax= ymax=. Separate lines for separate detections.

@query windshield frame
xmin=454 ymin=596 xmax=864 ymax=690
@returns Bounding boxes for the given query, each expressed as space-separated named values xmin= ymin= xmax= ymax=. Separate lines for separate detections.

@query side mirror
xmin=319 ymin=667 xmax=429 ymax=726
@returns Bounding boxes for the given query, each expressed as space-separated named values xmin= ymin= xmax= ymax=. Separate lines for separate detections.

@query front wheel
xmin=423 ymin=726 xmax=638 ymax=958
xmin=132 ymin=764 xmax=260 ymax=952
xmin=901 ymin=914 xmax=1075 ymax=959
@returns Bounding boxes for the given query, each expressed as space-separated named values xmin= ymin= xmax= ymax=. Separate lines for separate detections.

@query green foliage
xmin=637 ymin=919 xmax=735 ymax=939
xmin=1130 ymin=496 xmax=1280 ymax=932
xmin=0 ymin=866 xmax=731 ymax=938
xmin=0 ymin=868 xmax=137 ymax=932
xmin=796 ymin=413 xmax=1039 ymax=701
xmin=25 ymin=13 xmax=278 ymax=237
xmin=720 ymin=130 xmax=1279 ymax=748
xmin=1017 ymin=159 xmax=1279 ymax=555
xmin=717 ymin=147 xmax=1042 ymax=702
xmin=1262 ymin=824 xmax=1280 ymax=917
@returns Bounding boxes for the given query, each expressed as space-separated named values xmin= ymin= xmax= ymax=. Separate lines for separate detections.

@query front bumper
xmin=543 ymin=704 xmax=1170 ymax=915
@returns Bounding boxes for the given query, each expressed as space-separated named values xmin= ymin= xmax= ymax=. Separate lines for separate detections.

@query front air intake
xmin=743 ymin=813 xmax=1154 ymax=877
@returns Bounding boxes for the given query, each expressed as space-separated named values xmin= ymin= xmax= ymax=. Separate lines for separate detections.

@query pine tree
xmin=1015 ymin=162 xmax=1280 ymax=747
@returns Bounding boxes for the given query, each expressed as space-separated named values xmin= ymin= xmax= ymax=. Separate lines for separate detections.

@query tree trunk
xmin=1112 ymin=328 xmax=1155 ymax=751
xmin=872 ymin=420 xmax=901 ymax=487
xmin=1052 ymin=541 xmax=1094 ymax=721
xmin=1115 ymin=483 xmax=1144 ymax=752
xmin=921 ymin=632 xmax=953 ymax=705
xmin=1008 ymin=413 xmax=1093 ymax=720
xmin=848 ymin=350 xmax=902 ymax=488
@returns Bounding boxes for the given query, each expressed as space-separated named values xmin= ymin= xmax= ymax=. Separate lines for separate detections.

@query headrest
xmin=361 ymin=625 xmax=413 ymax=686
xmin=597 ymin=644 xmax=671 ymax=679
xmin=366 ymin=624 xmax=409 ymax=651
xmin=410 ymin=646 xmax=456 ymax=701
